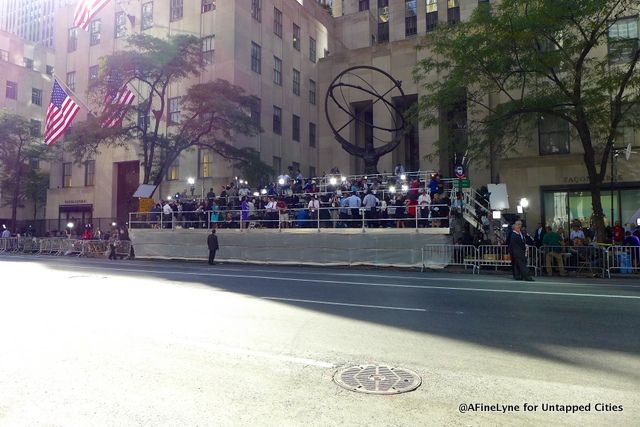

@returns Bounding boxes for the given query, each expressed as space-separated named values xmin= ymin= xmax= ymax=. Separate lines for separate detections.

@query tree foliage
xmin=413 ymin=0 xmax=640 ymax=240
xmin=0 ymin=111 xmax=50 ymax=229
xmin=66 ymin=34 xmax=269 ymax=186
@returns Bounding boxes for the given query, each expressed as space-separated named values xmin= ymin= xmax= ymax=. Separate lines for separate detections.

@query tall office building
xmin=0 ymin=0 xmax=70 ymax=48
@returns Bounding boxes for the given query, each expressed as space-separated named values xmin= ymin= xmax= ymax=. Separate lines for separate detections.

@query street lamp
xmin=519 ymin=197 xmax=529 ymax=225
xmin=188 ymin=177 xmax=195 ymax=198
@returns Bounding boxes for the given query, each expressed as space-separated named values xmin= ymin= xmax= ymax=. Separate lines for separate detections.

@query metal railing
xmin=0 ymin=237 xmax=132 ymax=259
xmin=421 ymin=244 xmax=633 ymax=277
xmin=128 ymin=206 xmax=453 ymax=231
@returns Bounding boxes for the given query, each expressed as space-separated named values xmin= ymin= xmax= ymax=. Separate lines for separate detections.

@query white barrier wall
xmin=129 ymin=229 xmax=451 ymax=268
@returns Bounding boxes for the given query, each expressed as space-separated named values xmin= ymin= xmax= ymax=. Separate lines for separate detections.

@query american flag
xmin=73 ymin=0 xmax=111 ymax=31
xmin=44 ymin=80 xmax=80 ymax=146
xmin=101 ymin=71 xmax=135 ymax=128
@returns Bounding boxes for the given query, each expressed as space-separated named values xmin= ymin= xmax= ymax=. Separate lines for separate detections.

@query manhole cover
xmin=333 ymin=365 xmax=421 ymax=395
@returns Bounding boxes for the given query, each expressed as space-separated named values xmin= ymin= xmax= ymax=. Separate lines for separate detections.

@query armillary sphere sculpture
xmin=325 ymin=65 xmax=408 ymax=174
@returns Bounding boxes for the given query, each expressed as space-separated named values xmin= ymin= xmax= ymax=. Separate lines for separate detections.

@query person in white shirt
xmin=1 ymin=228 xmax=10 ymax=238
xmin=162 ymin=202 xmax=173 ymax=229
xmin=418 ymin=189 xmax=431 ymax=227
xmin=265 ymin=197 xmax=278 ymax=228
xmin=308 ymin=195 xmax=320 ymax=220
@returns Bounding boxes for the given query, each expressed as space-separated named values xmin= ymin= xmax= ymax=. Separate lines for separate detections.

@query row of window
xmin=68 ymin=0 xmax=216 ymax=51
xmin=166 ymin=152 xmax=318 ymax=182
xmin=271 ymin=106 xmax=317 ymax=147
xmin=256 ymin=4 xmax=317 ymax=62
xmin=0 ymin=49 xmax=54 ymax=75
xmin=251 ymin=44 xmax=317 ymax=103
xmin=4 ymin=81 xmax=44 ymax=107
xmin=61 ymin=160 xmax=95 ymax=188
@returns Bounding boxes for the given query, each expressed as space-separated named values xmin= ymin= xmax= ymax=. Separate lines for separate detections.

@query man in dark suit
xmin=507 ymin=220 xmax=534 ymax=281
xmin=207 ymin=228 xmax=219 ymax=265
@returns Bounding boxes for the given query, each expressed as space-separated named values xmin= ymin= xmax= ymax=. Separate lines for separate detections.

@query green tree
xmin=66 ymin=34 xmax=268 ymax=187
xmin=413 ymin=0 xmax=640 ymax=241
xmin=0 ymin=112 xmax=49 ymax=230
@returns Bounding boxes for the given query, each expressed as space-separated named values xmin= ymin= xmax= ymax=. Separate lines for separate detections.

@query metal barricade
xmin=80 ymin=240 xmax=110 ymax=257
xmin=422 ymin=244 xmax=479 ymax=273
xmin=608 ymin=246 xmax=640 ymax=276
xmin=61 ymin=239 xmax=84 ymax=256
xmin=476 ymin=245 xmax=539 ymax=276
xmin=22 ymin=237 xmax=40 ymax=254
xmin=540 ymin=245 xmax=606 ymax=278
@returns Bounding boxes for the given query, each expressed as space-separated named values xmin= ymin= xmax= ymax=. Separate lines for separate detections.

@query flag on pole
xmin=73 ymin=0 xmax=111 ymax=31
xmin=101 ymin=71 xmax=135 ymax=128
xmin=44 ymin=80 xmax=80 ymax=146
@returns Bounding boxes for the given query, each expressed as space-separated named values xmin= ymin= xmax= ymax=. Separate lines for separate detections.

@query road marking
xmin=7 ymin=255 xmax=640 ymax=289
xmin=22 ymin=262 xmax=640 ymax=300
xmin=262 ymin=296 xmax=427 ymax=312
xmin=175 ymin=341 xmax=336 ymax=369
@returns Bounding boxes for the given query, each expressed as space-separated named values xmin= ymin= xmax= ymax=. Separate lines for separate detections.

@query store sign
xmin=563 ymin=175 xmax=622 ymax=184
xmin=63 ymin=200 xmax=87 ymax=204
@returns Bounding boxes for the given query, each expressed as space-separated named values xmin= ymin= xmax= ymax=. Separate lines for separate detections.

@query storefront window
xmin=543 ymin=189 xmax=629 ymax=229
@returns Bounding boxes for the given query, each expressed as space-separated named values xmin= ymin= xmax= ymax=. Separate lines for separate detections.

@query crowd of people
xmin=146 ymin=169 xmax=461 ymax=230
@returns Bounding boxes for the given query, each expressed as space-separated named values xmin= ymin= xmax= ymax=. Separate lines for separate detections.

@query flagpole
xmin=51 ymin=72 xmax=95 ymax=115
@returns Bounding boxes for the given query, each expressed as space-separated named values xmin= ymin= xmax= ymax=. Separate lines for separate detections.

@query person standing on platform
xmin=207 ymin=228 xmax=219 ymax=265
xmin=507 ymin=220 xmax=534 ymax=281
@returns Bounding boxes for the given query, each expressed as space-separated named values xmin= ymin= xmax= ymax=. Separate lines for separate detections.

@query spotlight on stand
xmin=492 ymin=210 xmax=502 ymax=220
xmin=401 ymin=184 xmax=408 ymax=192
xmin=329 ymin=177 xmax=337 ymax=186
xmin=278 ymin=178 xmax=285 ymax=185
xmin=400 ymin=174 xmax=406 ymax=181
xmin=389 ymin=186 xmax=396 ymax=194
xmin=260 ymin=189 xmax=267 ymax=195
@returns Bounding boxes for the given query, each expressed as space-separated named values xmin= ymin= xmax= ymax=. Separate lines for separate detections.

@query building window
xmin=198 ymin=149 xmax=212 ymax=178
xmin=292 ymin=69 xmax=301 ymax=96
xmin=291 ymin=161 xmax=300 ymax=174
xmin=292 ymin=114 xmax=300 ymax=142
xmin=84 ymin=160 xmax=95 ymax=186
xmin=426 ymin=0 xmax=438 ymax=32
xmin=273 ymin=56 xmax=282 ymax=85
xmin=142 ymin=2 xmax=153 ymax=30
xmin=293 ymin=24 xmax=301 ymax=50
xmin=0 ymin=49 xmax=8 ymax=61
xmin=137 ymin=106 xmax=150 ymax=132
xmin=447 ymin=0 xmax=461 ymax=24
xmin=46 ymin=65 xmax=54 ymax=76
xmin=309 ymin=37 xmax=316 ymax=63
xmin=539 ymin=115 xmax=570 ymax=155
xmin=115 ymin=11 xmax=126 ymax=38
xmin=251 ymin=0 xmax=261 ymax=22
xmin=168 ymin=97 xmax=181 ymax=125
xmin=68 ymin=27 xmax=77 ymax=52
xmin=89 ymin=65 xmax=99 ymax=82
xmin=405 ymin=0 xmax=417 ymax=37
xmin=31 ymin=88 xmax=42 ymax=106
xmin=273 ymin=156 xmax=281 ymax=174
xmin=167 ymin=159 xmax=179 ymax=181
xmin=359 ymin=0 xmax=370 ymax=11
xmin=251 ymin=42 xmax=262 ymax=73
xmin=309 ymin=122 xmax=316 ymax=147
xmin=378 ymin=1 xmax=389 ymax=43
xmin=30 ymin=119 xmax=41 ymax=137
xmin=24 ymin=57 xmax=33 ymax=69
xmin=90 ymin=20 xmax=101 ymax=45
xmin=273 ymin=105 xmax=282 ymax=134
xmin=66 ymin=72 xmax=76 ymax=91
xmin=609 ymin=17 xmax=639 ymax=64
xmin=202 ymin=0 xmax=215 ymax=13
xmin=170 ymin=0 xmax=183 ymax=21
xmin=309 ymin=79 xmax=316 ymax=105
xmin=274 ymin=7 xmax=283 ymax=37
xmin=62 ymin=162 xmax=72 ymax=187
xmin=29 ymin=158 xmax=40 ymax=169
xmin=251 ymin=97 xmax=261 ymax=129
xmin=309 ymin=166 xmax=316 ymax=178
xmin=202 ymin=35 xmax=215 ymax=64
xmin=6 ymin=81 xmax=17 ymax=100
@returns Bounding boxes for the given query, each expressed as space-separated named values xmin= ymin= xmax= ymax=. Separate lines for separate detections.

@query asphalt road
xmin=1 ymin=256 xmax=639 ymax=426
